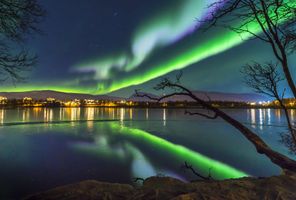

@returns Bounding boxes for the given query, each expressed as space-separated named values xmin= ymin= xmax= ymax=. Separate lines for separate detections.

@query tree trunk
xmin=281 ymin=61 xmax=296 ymax=99
xmin=191 ymin=95 xmax=296 ymax=172
xmin=215 ymin=108 xmax=296 ymax=172
xmin=281 ymin=104 xmax=296 ymax=145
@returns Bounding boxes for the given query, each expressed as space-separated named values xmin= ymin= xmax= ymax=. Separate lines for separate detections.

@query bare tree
xmin=241 ymin=62 xmax=296 ymax=152
xmin=0 ymin=0 xmax=45 ymax=83
xmin=135 ymin=75 xmax=296 ymax=173
xmin=206 ymin=0 xmax=296 ymax=97
xmin=136 ymin=0 xmax=296 ymax=177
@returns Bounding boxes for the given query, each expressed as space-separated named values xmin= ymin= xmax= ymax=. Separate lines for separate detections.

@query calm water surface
xmin=0 ymin=107 xmax=295 ymax=199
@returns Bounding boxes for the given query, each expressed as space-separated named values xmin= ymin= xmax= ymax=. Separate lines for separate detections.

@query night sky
xmin=2 ymin=0 xmax=296 ymax=97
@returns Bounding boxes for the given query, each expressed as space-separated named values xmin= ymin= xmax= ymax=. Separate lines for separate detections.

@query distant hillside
xmin=129 ymin=91 xmax=269 ymax=102
xmin=128 ymin=92 xmax=159 ymax=102
xmin=0 ymin=90 xmax=269 ymax=102
xmin=0 ymin=90 xmax=121 ymax=101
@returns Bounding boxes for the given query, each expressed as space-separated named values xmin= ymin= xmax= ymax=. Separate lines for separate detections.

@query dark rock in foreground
xmin=25 ymin=172 xmax=296 ymax=200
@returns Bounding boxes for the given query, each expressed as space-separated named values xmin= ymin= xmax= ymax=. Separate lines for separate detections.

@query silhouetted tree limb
xmin=0 ymin=50 xmax=36 ymax=83
xmin=0 ymin=0 xmax=45 ymax=41
xmin=280 ymin=133 xmax=296 ymax=155
xmin=0 ymin=0 xmax=44 ymax=83
xmin=181 ymin=161 xmax=213 ymax=180
xmin=132 ymin=177 xmax=145 ymax=183
xmin=136 ymin=76 xmax=296 ymax=172
xmin=205 ymin=0 xmax=296 ymax=98
xmin=241 ymin=62 xmax=284 ymax=98
xmin=184 ymin=110 xmax=218 ymax=120
xmin=241 ymin=62 xmax=296 ymax=151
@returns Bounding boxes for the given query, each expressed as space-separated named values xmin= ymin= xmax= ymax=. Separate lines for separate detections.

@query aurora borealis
xmin=2 ymin=0 xmax=295 ymax=96
xmin=72 ymin=122 xmax=247 ymax=180
xmin=2 ymin=0 xmax=296 ymax=197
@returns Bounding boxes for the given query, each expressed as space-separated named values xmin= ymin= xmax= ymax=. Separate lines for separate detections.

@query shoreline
xmin=25 ymin=172 xmax=296 ymax=200
xmin=0 ymin=105 xmax=293 ymax=109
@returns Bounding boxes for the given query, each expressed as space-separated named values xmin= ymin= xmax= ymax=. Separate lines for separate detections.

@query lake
xmin=0 ymin=107 xmax=295 ymax=199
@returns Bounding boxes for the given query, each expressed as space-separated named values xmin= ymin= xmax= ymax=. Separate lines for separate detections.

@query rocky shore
xmin=25 ymin=171 xmax=296 ymax=200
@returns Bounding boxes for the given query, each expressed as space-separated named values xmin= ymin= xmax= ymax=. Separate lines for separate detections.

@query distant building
xmin=84 ymin=99 xmax=95 ymax=105
xmin=103 ymin=102 xmax=117 ymax=107
xmin=23 ymin=97 xmax=33 ymax=104
xmin=63 ymin=99 xmax=81 ymax=107
xmin=0 ymin=96 xmax=8 ymax=105
xmin=46 ymin=98 xmax=56 ymax=103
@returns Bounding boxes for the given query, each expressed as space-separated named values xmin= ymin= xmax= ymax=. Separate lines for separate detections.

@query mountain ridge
xmin=0 ymin=90 xmax=121 ymax=101
xmin=128 ymin=90 xmax=269 ymax=102
xmin=0 ymin=90 xmax=269 ymax=102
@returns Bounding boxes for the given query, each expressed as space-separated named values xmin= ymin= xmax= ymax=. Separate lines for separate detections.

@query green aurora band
xmin=78 ymin=0 xmax=295 ymax=94
xmin=111 ymin=123 xmax=248 ymax=179
xmin=2 ymin=26 xmax=259 ymax=94
xmin=1 ymin=82 xmax=97 ymax=93
xmin=75 ymin=1 xmax=215 ymax=75
xmin=102 ymin=27 xmax=260 ymax=94
xmin=72 ymin=122 xmax=248 ymax=179
xmin=2 ymin=1 xmax=294 ymax=94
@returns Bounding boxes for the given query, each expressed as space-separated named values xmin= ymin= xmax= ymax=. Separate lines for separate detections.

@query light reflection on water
xmin=247 ymin=108 xmax=292 ymax=128
xmin=2 ymin=107 xmax=296 ymax=134
xmin=0 ymin=107 xmax=296 ymax=198
xmin=250 ymin=109 xmax=256 ymax=128
xmin=85 ymin=107 xmax=95 ymax=131
xmin=0 ymin=109 xmax=4 ymax=124
xmin=1 ymin=107 xmax=296 ymax=131
xmin=146 ymin=108 xmax=149 ymax=120
xmin=163 ymin=108 xmax=167 ymax=127
xmin=267 ymin=109 xmax=271 ymax=125
xmin=0 ymin=107 xmax=170 ymax=127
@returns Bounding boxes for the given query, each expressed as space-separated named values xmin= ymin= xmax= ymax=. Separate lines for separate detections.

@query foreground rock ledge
xmin=25 ymin=172 xmax=296 ymax=200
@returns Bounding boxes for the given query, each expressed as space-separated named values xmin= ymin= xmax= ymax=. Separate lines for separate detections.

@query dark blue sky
xmin=3 ymin=0 xmax=296 ymax=97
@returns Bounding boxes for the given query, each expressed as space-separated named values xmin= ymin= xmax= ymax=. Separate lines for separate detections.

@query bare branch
xmin=241 ymin=62 xmax=284 ymax=99
xmin=0 ymin=0 xmax=44 ymax=83
xmin=0 ymin=0 xmax=45 ymax=41
xmin=241 ymin=62 xmax=296 ymax=146
xmin=136 ymin=75 xmax=296 ymax=172
xmin=181 ymin=161 xmax=213 ymax=180
xmin=185 ymin=110 xmax=218 ymax=119
xmin=132 ymin=177 xmax=145 ymax=183
xmin=280 ymin=132 xmax=296 ymax=155
xmin=204 ymin=0 xmax=296 ymax=97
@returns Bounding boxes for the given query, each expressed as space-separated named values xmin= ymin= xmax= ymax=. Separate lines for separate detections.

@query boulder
xmin=25 ymin=172 xmax=296 ymax=200
xmin=25 ymin=180 xmax=134 ymax=200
